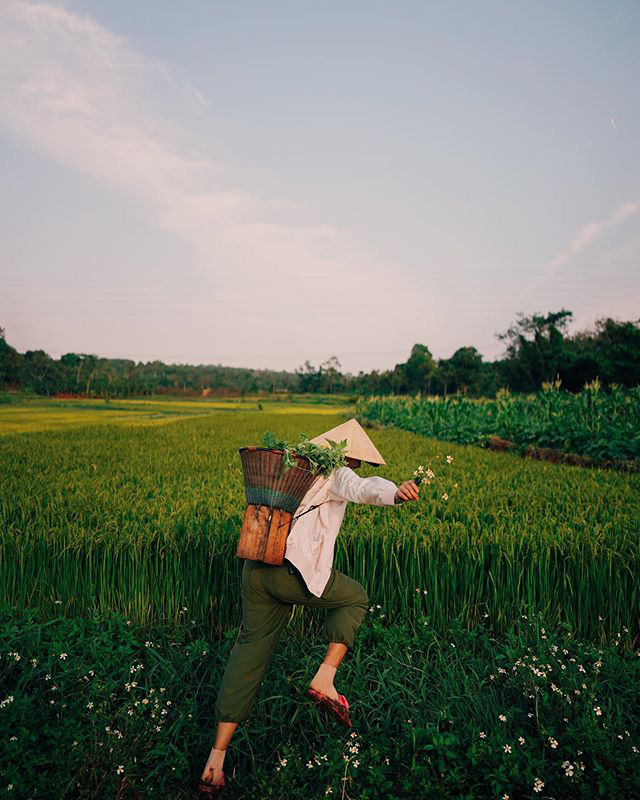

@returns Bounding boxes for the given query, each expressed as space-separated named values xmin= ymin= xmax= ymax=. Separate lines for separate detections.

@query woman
xmin=197 ymin=418 xmax=419 ymax=796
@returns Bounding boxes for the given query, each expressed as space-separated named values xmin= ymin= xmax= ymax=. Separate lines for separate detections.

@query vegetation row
xmin=2 ymin=310 xmax=639 ymax=398
xmin=1 ymin=412 xmax=637 ymax=640
xmin=356 ymin=381 xmax=640 ymax=463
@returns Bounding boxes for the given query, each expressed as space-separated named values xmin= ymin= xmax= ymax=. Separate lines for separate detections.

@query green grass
xmin=1 ymin=410 xmax=638 ymax=640
xmin=2 ymin=606 xmax=638 ymax=799
xmin=0 ymin=395 xmax=355 ymax=434
xmin=2 ymin=398 xmax=639 ymax=797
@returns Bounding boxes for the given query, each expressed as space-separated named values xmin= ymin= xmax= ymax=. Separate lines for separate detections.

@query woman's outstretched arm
xmin=328 ymin=466 xmax=419 ymax=505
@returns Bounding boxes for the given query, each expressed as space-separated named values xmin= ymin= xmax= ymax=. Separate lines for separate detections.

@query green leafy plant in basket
xmin=262 ymin=431 xmax=348 ymax=477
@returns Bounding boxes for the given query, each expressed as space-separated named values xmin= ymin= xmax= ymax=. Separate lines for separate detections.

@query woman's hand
xmin=394 ymin=480 xmax=419 ymax=503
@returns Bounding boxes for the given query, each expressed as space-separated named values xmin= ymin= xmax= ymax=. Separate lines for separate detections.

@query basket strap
xmin=277 ymin=500 xmax=329 ymax=528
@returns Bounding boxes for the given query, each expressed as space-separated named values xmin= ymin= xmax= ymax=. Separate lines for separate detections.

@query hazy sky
xmin=1 ymin=0 xmax=639 ymax=374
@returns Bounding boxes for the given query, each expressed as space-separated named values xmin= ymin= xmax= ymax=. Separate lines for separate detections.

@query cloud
xmin=539 ymin=199 xmax=640 ymax=278
xmin=0 ymin=0 xmax=375 ymax=293
xmin=184 ymin=82 xmax=210 ymax=109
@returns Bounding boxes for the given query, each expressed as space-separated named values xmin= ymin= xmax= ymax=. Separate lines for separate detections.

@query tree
xmin=403 ymin=344 xmax=436 ymax=393
xmin=390 ymin=363 xmax=409 ymax=394
xmin=0 ymin=327 xmax=22 ymax=388
xmin=568 ymin=317 xmax=640 ymax=387
xmin=496 ymin=310 xmax=574 ymax=391
xmin=438 ymin=346 xmax=485 ymax=395
xmin=80 ymin=355 xmax=99 ymax=396
xmin=295 ymin=360 xmax=323 ymax=393
xmin=21 ymin=350 xmax=58 ymax=394
xmin=319 ymin=356 xmax=342 ymax=393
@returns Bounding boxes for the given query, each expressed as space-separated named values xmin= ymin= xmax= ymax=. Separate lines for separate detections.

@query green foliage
xmin=2 ymin=311 xmax=639 ymax=398
xmin=356 ymin=383 xmax=640 ymax=462
xmin=496 ymin=309 xmax=574 ymax=391
xmin=2 ymin=405 xmax=640 ymax=797
xmin=1 ymin=606 xmax=639 ymax=799
xmin=262 ymin=430 xmax=348 ymax=476
xmin=1 ymin=411 xmax=638 ymax=639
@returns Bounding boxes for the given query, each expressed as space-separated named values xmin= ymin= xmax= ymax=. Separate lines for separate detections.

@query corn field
xmin=356 ymin=383 xmax=640 ymax=462
xmin=1 ymin=407 xmax=638 ymax=641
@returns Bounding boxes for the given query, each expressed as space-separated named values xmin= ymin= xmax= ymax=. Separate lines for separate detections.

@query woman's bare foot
xmin=200 ymin=748 xmax=225 ymax=787
xmin=309 ymin=680 xmax=340 ymax=701
xmin=309 ymin=662 xmax=340 ymax=701
xmin=200 ymin=765 xmax=223 ymax=787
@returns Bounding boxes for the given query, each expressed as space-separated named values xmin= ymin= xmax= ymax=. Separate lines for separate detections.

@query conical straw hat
xmin=310 ymin=418 xmax=386 ymax=466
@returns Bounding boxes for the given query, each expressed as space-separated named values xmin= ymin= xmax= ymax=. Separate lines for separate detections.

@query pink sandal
xmin=305 ymin=687 xmax=352 ymax=728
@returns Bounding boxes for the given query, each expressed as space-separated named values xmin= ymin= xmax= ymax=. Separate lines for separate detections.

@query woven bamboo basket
xmin=236 ymin=447 xmax=320 ymax=565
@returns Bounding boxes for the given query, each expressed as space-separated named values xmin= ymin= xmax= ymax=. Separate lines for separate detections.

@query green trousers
xmin=214 ymin=558 xmax=369 ymax=724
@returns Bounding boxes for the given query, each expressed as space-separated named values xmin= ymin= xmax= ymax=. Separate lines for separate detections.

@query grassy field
xmin=2 ymin=606 xmax=638 ymax=799
xmin=1 ymin=396 xmax=639 ymax=798
xmin=0 ymin=394 xmax=354 ymax=435
xmin=1 ymin=398 xmax=638 ymax=639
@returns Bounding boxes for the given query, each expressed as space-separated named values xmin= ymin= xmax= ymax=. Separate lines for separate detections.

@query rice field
xmin=2 ymin=397 xmax=639 ymax=798
xmin=1 ymin=399 xmax=638 ymax=641
xmin=0 ymin=394 xmax=353 ymax=434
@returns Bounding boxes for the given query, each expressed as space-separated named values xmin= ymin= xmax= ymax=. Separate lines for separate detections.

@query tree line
xmin=1 ymin=310 xmax=638 ymax=398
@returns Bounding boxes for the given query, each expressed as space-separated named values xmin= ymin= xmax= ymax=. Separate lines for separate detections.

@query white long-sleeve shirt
xmin=283 ymin=466 xmax=398 ymax=597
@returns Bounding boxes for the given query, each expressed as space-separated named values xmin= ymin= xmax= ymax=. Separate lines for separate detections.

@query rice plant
xmin=1 ymin=408 xmax=638 ymax=641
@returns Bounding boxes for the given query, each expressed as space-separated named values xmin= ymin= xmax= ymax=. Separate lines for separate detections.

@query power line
xmin=3 ymin=261 xmax=640 ymax=289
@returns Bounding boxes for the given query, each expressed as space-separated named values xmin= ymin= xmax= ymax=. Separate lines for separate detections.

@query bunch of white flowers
xmin=412 ymin=455 xmax=456 ymax=500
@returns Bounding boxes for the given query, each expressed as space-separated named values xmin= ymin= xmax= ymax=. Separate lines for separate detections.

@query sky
xmin=1 ymin=0 xmax=639 ymax=374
